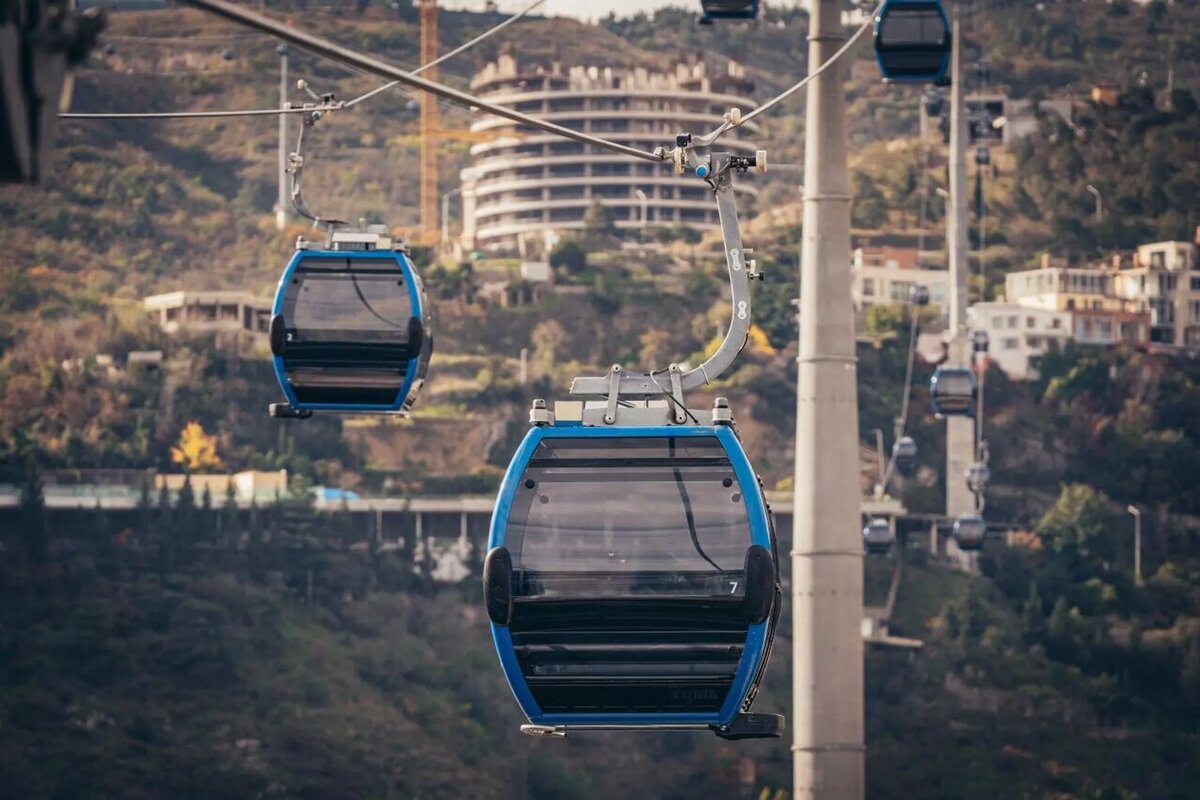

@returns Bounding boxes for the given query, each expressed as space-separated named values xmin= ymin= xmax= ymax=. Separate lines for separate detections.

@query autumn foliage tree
xmin=170 ymin=421 xmax=223 ymax=473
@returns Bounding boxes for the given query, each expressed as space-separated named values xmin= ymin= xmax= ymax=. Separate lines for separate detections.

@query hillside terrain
xmin=3 ymin=1 xmax=1200 ymax=797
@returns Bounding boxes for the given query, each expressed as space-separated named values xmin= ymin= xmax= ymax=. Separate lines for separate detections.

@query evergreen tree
xmin=247 ymin=498 xmax=265 ymax=583
xmin=19 ymin=458 xmax=48 ymax=578
xmin=221 ymin=478 xmax=241 ymax=546
xmin=157 ymin=481 xmax=175 ymax=576
xmin=940 ymin=603 xmax=961 ymax=641
xmin=137 ymin=478 xmax=153 ymax=546
xmin=176 ymin=475 xmax=197 ymax=559
xmin=93 ymin=498 xmax=113 ymax=577
xmin=199 ymin=483 xmax=213 ymax=549
xmin=1046 ymin=596 xmax=1076 ymax=662
xmin=1183 ymin=634 xmax=1200 ymax=709
xmin=1022 ymin=580 xmax=1045 ymax=640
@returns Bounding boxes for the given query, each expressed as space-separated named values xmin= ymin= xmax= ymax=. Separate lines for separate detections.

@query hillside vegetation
xmin=4 ymin=2 xmax=1200 ymax=797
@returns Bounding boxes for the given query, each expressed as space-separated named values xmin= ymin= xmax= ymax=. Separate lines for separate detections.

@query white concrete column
xmin=792 ymin=1 xmax=864 ymax=797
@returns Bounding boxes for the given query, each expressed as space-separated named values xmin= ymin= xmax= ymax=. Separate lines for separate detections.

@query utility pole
xmin=945 ymin=16 xmax=975 ymax=520
xmin=275 ymin=43 xmax=289 ymax=231
xmin=792 ymin=0 xmax=863 ymax=797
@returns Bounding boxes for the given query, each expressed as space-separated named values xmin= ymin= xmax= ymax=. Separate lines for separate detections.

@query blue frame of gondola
xmin=488 ymin=423 xmax=774 ymax=729
xmin=873 ymin=0 xmax=952 ymax=84
xmin=271 ymin=248 xmax=425 ymax=414
xmin=700 ymin=0 xmax=759 ymax=23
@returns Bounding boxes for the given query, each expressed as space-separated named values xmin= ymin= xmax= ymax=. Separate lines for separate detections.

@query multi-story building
xmin=1112 ymin=239 xmax=1200 ymax=346
xmin=851 ymin=246 xmax=949 ymax=311
xmin=1004 ymin=255 xmax=1122 ymax=312
xmin=928 ymin=94 xmax=1072 ymax=146
xmin=1071 ymin=307 xmax=1151 ymax=347
xmin=144 ymin=290 xmax=272 ymax=343
xmin=968 ymin=302 xmax=1072 ymax=380
xmin=460 ymin=56 xmax=760 ymax=254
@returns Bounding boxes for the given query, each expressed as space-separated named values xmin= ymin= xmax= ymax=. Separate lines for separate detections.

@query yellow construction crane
xmin=419 ymin=0 xmax=439 ymax=246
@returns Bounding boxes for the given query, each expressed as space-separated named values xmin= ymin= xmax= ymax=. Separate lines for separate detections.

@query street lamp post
xmin=1127 ymin=505 xmax=1142 ymax=586
xmin=1086 ymin=184 xmax=1103 ymax=223
xmin=634 ymin=188 xmax=648 ymax=233
xmin=275 ymin=43 xmax=289 ymax=231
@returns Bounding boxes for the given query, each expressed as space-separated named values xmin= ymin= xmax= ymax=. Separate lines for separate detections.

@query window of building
xmin=1051 ymin=318 xmax=1062 ymax=329
xmin=1191 ymin=277 xmax=1200 ymax=291
xmin=991 ymin=316 xmax=1002 ymax=330
xmin=1003 ymin=337 xmax=1019 ymax=350
xmin=890 ymin=281 xmax=913 ymax=302
xmin=1029 ymin=336 xmax=1042 ymax=348
xmin=862 ymin=278 xmax=875 ymax=297
xmin=1191 ymin=301 xmax=1200 ymax=324
xmin=1026 ymin=316 xmax=1036 ymax=329
xmin=1098 ymin=320 xmax=1112 ymax=336
xmin=1007 ymin=316 xmax=1018 ymax=329
xmin=1151 ymin=250 xmax=1166 ymax=269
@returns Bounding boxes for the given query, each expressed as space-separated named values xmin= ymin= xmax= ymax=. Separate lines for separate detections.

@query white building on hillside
xmin=144 ymin=291 xmax=272 ymax=344
xmin=1004 ymin=257 xmax=1121 ymax=312
xmin=968 ymin=302 xmax=1071 ymax=380
xmin=851 ymin=246 xmax=949 ymax=311
xmin=1112 ymin=239 xmax=1200 ymax=346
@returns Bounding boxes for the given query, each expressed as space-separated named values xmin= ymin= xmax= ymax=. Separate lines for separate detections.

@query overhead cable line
xmin=880 ymin=309 xmax=921 ymax=489
xmin=344 ymin=0 xmax=545 ymax=108
xmin=62 ymin=105 xmax=338 ymax=119
xmin=175 ymin=0 xmax=663 ymax=162
xmin=733 ymin=6 xmax=878 ymax=128
xmin=62 ymin=0 xmax=544 ymax=121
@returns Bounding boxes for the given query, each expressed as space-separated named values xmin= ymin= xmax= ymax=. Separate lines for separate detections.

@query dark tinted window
xmin=878 ymin=8 xmax=946 ymax=46
xmin=505 ymin=436 xmax=751 ymax=598
xmin=283 ymin=258 xmax=412 ymax=343
xmin=933 ymin=369 xmax=975 ymax=396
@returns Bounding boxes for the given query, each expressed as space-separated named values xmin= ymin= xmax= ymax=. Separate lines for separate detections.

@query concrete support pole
xmin=945 ymin=17 xmax=976 ymax=518
xmin=792 ymin=1 xmax=863 ymax=798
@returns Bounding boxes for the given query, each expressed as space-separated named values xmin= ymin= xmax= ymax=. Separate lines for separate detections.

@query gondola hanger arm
xmin=569 ymin=152 xmax=764 ymax=402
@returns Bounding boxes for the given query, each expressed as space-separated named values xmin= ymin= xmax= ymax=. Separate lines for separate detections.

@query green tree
xmin=549 ymin=240 xmax=587 ymax=277
xmin=1022 ymin=580 xmax=1045 ymax=640
xmin=1036 ymin=484 xmax=1115 ymax=564
xmin=638 ymin=328 xmax=671 ymax=369
xmin=531 ymin=320 xmax=567 ymax=379
xmin=581 ymin=201 xmax=620 ymax=250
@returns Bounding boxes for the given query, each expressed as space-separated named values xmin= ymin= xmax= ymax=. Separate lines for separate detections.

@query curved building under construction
xmin=459 ymin=55 xmax=759 ymax=254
